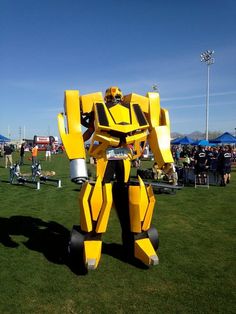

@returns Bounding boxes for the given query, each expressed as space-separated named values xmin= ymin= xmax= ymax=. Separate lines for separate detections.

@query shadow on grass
xmin=0 ymin=215 xmax=87 ymax=275
xmin=0 ymin=180 xmax=40 ymax=189
xmin=102 ymin=243 xmax=149 ymax=270
xmin=0 ymin=216 xmax=147 ymax=274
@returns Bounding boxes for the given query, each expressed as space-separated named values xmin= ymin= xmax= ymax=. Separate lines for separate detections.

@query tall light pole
xmin=234 ymin=128 xmax=236 ymax=149
xmin=19 ymin=126 xmax=22 ymax=142
xmin=200 ymin=50 xmax=215 ymax=140
xmin=23 ymin=125 xmax=26 ymax=140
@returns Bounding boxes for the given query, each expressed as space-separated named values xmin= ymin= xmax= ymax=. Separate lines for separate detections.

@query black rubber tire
xmin=68 ymin=225 xmax=85 ymax=258
xmin=147 ymin=226 xmax=159 ymax=251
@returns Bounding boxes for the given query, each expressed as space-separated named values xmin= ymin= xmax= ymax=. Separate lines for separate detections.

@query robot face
xmin=105 ymin=86 xmax=123 ymax=103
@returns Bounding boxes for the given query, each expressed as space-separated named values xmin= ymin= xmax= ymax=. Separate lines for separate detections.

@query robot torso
xmin=88 ymin=101 xmax=150 ymax=161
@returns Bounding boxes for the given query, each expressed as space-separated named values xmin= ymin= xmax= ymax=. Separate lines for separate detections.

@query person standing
xmin=194 ymin=146 xmax=208 ymax=173
xmin=4 ymin=144 xmax=13 ymax=168
xmin=19 ymin=142 xmax=25 ymax=165
xmin=45 ymin=143 xmax=52 ymax=161
xmin=31 ymin=144 xmax=38 ymax=165
xmin=217 ymin=146 xmax=232 ymax=186
xmin=194 ymin=145 xmax=208 ymax=184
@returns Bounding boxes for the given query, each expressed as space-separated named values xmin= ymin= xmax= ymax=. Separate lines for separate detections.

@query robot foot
xmin=68 ymin=226 xmax=102 ymax=270
xmin=134 ymin=238 xmax=159 ymax=266
xmin=86 ymin=259 xmax=97 ymax=270
xmin=84 ymin=240 xmax=102 ymax=270
xmin=150 ymin=255 xmax=159 ymax=266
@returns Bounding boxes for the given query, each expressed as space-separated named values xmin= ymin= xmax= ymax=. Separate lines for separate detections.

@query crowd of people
xmin=171 ymin=144 xmax=235 ymax=186
xmin=0 ymin=140 xmax=235 ymax=187
xmin=0 ymin=142 xmax=64 ymax=168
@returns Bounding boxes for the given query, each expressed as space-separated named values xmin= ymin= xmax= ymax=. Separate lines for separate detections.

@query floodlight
xmin=200 ymin=49 xmax=215 ymax=140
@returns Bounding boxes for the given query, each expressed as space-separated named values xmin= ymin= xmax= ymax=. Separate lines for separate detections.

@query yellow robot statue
xmin=58 ymin=86 xmax=174 ymax=270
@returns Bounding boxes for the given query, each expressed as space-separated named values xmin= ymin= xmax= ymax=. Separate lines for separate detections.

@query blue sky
xmin=1 ymin=0 xmax=236 ymax=140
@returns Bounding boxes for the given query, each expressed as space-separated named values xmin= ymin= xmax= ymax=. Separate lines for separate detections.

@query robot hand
xmin=162 ymin=162 xmax=178 ymax=185
xmin=58 ymin=91 xmax=88 ymax=183
xmin=162 ymin=162 xmax=175 ymax=174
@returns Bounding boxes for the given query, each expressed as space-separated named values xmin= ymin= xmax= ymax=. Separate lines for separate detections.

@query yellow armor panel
xmin=129 ymin=185 xmax=142 ymax=233
xmin=149 ymin=125 xmax=174 ymax=168
xmin=84 ymin=240 xmax=102 ymax=270
xmin=89 ymin=132 xmax=120 ymax=158
xmin=123 ymin=93 xmax=149 ymax=113
xmin=142 ymin=185 xmax=155 ymax=231
xmin=146 ymin=92 xmax=161 ymax=127
xmin=79 ymin=182 xmax=93 ymax=232
xmin=109 ymin=104 xmax=131 ymax=124
xmin=123 ymin=159 xmax=131 ymax=183
xmin=79 ymin=180 xmax=112 ymax=234
xmin=90 ymin=176 xmax=103 ymax=221
xmin=160 ymin=108 xmax=170 ymax=127
xmin=94 ymin=102 xmax=149 ymax=134
xmin=96 ymin=183 xmax=113 ymax=233
xmin=134 ymin=238 xmax=158 ymax=266
xmin=96 ymin=158 xmax=108 ymax=181
xmin=58 ymin=90 xmax=86 ymax=159
xmin=139 ymin=177 xmax=149 ymax=221
xmin=80 ymin=92 xmax=104 ymax=113
xmin=129 ymin=177 xmax=151 ymax=233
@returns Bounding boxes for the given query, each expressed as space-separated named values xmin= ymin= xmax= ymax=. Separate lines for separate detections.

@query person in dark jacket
xmin=217 ymin=146 xmax=232 ymax=186
xmin=194 ymin=146 xmax=208 ymax=184
xmin=194 ymin=146 xmax=208 ymax=174
xmin=4 ymin=144 xmax=13 ymax=168
xmin=19 ymin=143 xmax=25 ymax=165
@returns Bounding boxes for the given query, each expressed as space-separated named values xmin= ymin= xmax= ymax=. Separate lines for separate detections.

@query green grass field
xmin=0 ymin=151 xmax=235 ymax=314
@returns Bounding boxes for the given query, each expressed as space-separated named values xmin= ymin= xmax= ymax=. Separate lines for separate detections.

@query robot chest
xmin=94 ymin=102 xmax=149 ymax=133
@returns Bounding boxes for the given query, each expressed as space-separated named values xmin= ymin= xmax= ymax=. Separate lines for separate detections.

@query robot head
xmin=105 ymin=86 xmax=123 ymax=104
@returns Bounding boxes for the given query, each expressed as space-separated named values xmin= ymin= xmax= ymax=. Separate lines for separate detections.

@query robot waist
xmin=106 ymin=147 xmax=133 ymax=161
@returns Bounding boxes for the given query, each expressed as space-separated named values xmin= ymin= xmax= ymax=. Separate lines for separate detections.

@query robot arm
xmin=146 ymin=92 xmax=174 ymax=170
xmin=58 ymin=90 xmax=88 ymax=183
xmin=81 ymin=112 xmax=95 ymax=142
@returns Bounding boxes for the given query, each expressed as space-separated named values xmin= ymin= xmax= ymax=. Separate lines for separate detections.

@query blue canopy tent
xmin=211 ymin=132 xmax=236 ymax=144
xmin=193 ymin=139 xmax=216 ymax=147
xmin=171 ymin=136 xmax=195 ymax=145
xmin=0 ymin=134 xmax=10 ymax=143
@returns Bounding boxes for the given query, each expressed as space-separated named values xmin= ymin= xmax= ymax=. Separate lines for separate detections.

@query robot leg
xmin=113 ymin=176 xmax=159 ymax=266
xmin=68 ymin=176 xmax=113 ymax=270
xmin=113 ymin=182 xmax=134 ymax=260
xmin=129 ymin=176 xmax=159 ymax=266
